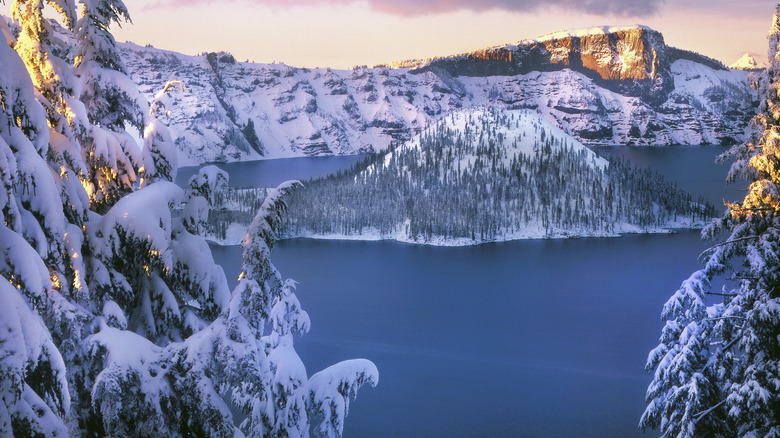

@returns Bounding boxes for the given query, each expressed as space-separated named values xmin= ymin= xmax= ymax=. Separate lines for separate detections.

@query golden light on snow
xmin=73 ymin=269 xmax=82 ymax=291
xmin=7 ymin=273 xmax=21 ymax=291
xmin=49 ymin=270 xmax=61 ymax=291
xmin=64 ymin=104 xmax=78 ymax=126
xmin=81 ymin=177 xmax=93 ymax=200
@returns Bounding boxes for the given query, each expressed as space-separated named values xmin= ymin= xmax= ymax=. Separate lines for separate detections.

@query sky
xmin=2 ymin=0 xmax=775 ymax=69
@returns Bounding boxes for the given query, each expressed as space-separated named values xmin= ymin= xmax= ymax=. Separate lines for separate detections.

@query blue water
xmin=592 ymin=145 xmax=743 ymax=207
xmin=212 ymin=232 xmax=709 ymax=437
xmin=176 ymin=154 xmax=367 ymax=188
xmin=203 ymin=145 xmax=743 ymax=437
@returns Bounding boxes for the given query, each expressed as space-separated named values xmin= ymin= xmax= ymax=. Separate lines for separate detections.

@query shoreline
xmin=206 ymin=219 xmax=709 ymax=247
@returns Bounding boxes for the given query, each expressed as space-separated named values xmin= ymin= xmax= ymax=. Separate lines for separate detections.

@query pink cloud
xmin=143 ymin=0 xmax=665 ymax=17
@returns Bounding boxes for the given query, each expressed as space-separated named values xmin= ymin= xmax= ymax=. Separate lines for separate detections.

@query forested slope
xmin=204 ymin=109 xmax=714 ymax=245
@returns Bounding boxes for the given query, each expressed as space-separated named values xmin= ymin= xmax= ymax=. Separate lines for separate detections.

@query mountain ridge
xmin=401 ymin=26 xmax=727 ymax=104
xmin=113 ymin=24 xmax=754 ymax=164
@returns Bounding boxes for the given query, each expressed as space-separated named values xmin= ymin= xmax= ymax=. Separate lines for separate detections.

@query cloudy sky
xmin=5 ymin=0 xmax=775 ymax=68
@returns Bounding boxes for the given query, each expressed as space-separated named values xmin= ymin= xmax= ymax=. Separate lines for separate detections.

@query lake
xmin=202 ymin=146 xmax=742 ymax=437
xmin=176 ymin=154 xmax=368 ymax=188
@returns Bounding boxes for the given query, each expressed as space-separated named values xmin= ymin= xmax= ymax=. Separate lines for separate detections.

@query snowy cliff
xmin=117 ymin=25 xmax=754 ymax=165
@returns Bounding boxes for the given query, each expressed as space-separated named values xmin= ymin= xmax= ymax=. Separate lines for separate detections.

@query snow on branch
xmin=0 ymin=281 xmax=70 ymax=437
xmin=307 ymin=359 xmax=379 ymax=438
xmin=234 ymin=181 xmax=303 ymax=324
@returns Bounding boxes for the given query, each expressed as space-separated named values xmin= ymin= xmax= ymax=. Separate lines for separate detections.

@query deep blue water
xmin=204 ymin=145 xmax=743 ymax=437
xmin=176 ymin=154 xmax=367 ymax=188
xmin=592 ymin=145 xmax=743 ymax=207
xmin=212 ymin=232 xmax=708 ymax=438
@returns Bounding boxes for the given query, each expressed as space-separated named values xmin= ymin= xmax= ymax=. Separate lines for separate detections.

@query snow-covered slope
xmin=384 ymin=107 xmax=609 ymax=173
xmin=729 ymin=52 xmax=767 ymax=71
xmin=117 ymin=25 xmax=754 ymax=165
xmin=276 ymin=108 xmax=713 ymax=245
xmin=202 ymin=108 xmax=714 ymax=245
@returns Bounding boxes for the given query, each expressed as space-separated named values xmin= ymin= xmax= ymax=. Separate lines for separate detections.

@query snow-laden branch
xmin=307 ymin=359 xmax=379 ymax=438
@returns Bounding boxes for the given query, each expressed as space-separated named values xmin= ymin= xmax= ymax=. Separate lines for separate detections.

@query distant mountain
xmin=729 ymin=52 xmax=767 ymax=71
xmin=117 ymin=25 xmax=754 ymax=165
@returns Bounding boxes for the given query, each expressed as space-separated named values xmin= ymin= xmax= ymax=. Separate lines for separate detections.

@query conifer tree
xmin=74 ymin=0 xmax=147 ymax=213
xmin=0 ymin=0 xmax=378 ymax=437
xmin=1 ymin=3 xmax=377 ymax=437
xmin=141 ymin=81 xmax=181 ymax=186
xmin=11 ymin=0 xmax=78 ymax=126
xmin=74 ymin=0 xmax=144 ymax=131
xmin=0 ymin=39 xmax=72 ymax=438
xmin=642 ymin=6 xmax=780 ymax=437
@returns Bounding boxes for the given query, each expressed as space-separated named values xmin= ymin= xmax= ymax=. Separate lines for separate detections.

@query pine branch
xmin=704 ymin=316 xmax=746 ymax=321
xmin=699 ymin=235 xmax=760 ymax=257
xmin=720 ymin=330 xmax=744 ymax=352
xmin=704 ymin=291 xmax=738 ymax=297
xmin=693 ymin=399 xmax=728 ymax=424
xmin=741 ymin=207 xmax=775 ymax=211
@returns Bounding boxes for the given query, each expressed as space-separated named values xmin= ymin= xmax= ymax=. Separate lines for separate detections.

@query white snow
xmin=0 ymin=281 xmax=70 ymax=437
xmin=104 ymin=25 xmax=753 ymax=165
xmin=729 ymin=52 xmax=767 ymax=70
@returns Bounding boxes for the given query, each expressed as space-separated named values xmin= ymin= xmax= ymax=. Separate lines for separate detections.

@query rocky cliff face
xmin=119 ymin=25 xmax=754 ymax=165
xmin=412 ymin=26 xmax=729 ymax=106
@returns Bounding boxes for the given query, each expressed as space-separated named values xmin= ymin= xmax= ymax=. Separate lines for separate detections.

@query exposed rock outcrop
xmin=117 ymin=25 xmax=754 ymax=164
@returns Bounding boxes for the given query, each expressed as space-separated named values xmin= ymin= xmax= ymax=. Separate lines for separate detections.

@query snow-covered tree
xmin=74 ymin=0 xmax=147 ymax=213
xmin=642 ymin=6 xmax=780 ymax=437
xmin=141 ymin=80 xmax=181 ymax=187
xmin=1 ymin=3 xmax=377 ymax=437
xmin=11 ymin=0 xmax=78 ymax=126
xmin=74 ymin=0 xmax=144 ymax=131
xmin=0 ymin=280 xmax=70 ymax=438
xmin=0 ymin=23 xmax=75 ymax=438
xmin=81 ymin=180 xmax=377 ymax=437
xmin=182 ymin=164 xmax=229 ymax=234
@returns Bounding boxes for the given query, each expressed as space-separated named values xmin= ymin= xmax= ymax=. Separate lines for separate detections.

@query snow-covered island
xmin=203 ymin=108 xmax=715 ymax=246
